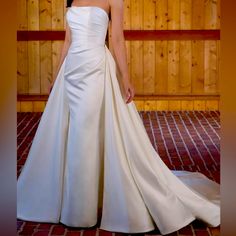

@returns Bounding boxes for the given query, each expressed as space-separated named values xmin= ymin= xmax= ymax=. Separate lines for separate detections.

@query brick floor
xmin=17 ymin=111 xmax=221 ymax=236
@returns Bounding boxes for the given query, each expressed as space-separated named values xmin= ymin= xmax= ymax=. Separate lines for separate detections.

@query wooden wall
xmin=17 ymin=0 xmax=221 ymax=111
xmin=17 ymin=0 xmax=66 ymax=95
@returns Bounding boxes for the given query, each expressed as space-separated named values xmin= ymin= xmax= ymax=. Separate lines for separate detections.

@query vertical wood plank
xmin=192 ymin=40 xmax=205 ymax=94
xmin=155 ymin=0 xmax=168 ymax=30
xmin=144 ymin=100 xmax=157 ymax=111
xmin=33 ymin=101 xmax=46 ymax=112
xmin=28 ymin=0 xmax=39 ymax=30
xmin=168 ymin=41 xmax=180 ymax=94
xmin=180 ymin=0 xmax=192 ymax=30
xmin=28 ymin=0 xmax=40 ymax=94
xmin=17 ymin=42 xmax=29 ymax=94
xmin=156 ymin=100 xmax=169 ymax=110
xmin=40 ymin=0 xmax=52 ymax=94
xmin=194 ymin=100 xmax=206 ymax=111
xmin=179 ymin=1 xmax=192 ymax=94
xmin=143 ymin=0 xmax=155 ymax=94
xmin=21 ymin=101 xmax=33 ymax=112
xmin=167 ymin=0 xmax=180 ymax=30
xmin=206 ymin=100 xmax=219 ymax=110
xmin=40 ymin=41 xmax=52 ymax=94
xmin=217 ymin=40 xmax=221 ymax=94
xmin=216 ymin=0 xmax=221 ymax=29
xmin=191 ymin=0 xmax=205 ymax=95
xmin=155 ymin=41 xmax=168 ymax=94
xmin=28 ymin=41 xmax=40 ymax=94
xmin=124 ymin=0 xmax=131 ymax=30
xmin=155 ymin=0 xmax=168 ymax=95
xmin=204 ymin=40 xmax=218 ymax=94
xmin=179 ymin=40 xmax=191 ymax=93
xmin=134 ymin=100 xmax=144 ymax=111
xmin=181 ymin=100 xmax=194 ymax=110
xmin=168 ymin=0 xmax=180 ymax=95
xmin=52 ymin=0 xmax=65 ymax=82
xmin=52 ymin=0 xmax=64 ymax=30
xmin=192 ymin=0 xmax=204 ymax=29
xmin=169 ymin=101 xmax=181 ymax=111
xmin=17 ymin=0 xmax=28 ymax=95
xmin=39 ymin=0 xmax=52 ymax=30
xmin=143 ymin=38 xmax=155 ymax=94
xmin=205 ymin=0 xmax=218 ymax=29
xmin=130 ymin=0 xmax=144 ymax=94
xmin=17 ymin=0 xmax=28 ymax=30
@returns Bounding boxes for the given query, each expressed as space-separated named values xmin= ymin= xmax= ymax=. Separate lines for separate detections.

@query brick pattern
xmin=17 ymin=111 xmax=220 ymax=236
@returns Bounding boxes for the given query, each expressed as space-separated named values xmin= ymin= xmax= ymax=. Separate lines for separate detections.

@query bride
xmin=17 ymin=0 xmax=220 ymax=235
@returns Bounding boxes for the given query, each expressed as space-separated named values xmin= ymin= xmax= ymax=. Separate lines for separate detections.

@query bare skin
xmin=49 ymin=0 xmax=135 ymax=104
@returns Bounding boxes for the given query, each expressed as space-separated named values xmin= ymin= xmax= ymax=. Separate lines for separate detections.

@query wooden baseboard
xmin=17 ymin=99 xmax=220 ymax=112
xmin=17 ymin=94 xmax=220 ymax=101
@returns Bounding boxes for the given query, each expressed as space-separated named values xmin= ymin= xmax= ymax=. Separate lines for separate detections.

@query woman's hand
xmin=122 ymin=78 xmax=135 ymax=104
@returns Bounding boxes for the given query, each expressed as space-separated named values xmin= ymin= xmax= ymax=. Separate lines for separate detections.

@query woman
xmin=17 ymin=0 xmax=220 ymax=235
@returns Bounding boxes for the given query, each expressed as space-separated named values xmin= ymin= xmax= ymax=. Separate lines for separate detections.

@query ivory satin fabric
xmin=17 ymin=6 xmax=220 ymax=235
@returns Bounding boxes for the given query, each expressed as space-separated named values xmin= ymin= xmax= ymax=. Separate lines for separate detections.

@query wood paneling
xmin=192 ymin=0 xmax=204 ymax=29
xmin=192 ymin=40 xmax=205 ymax=94
xmin=143 ymin=0 xmax=155 ymax=94
xmin=130 ymin=0 xmax=143 ymax=94
xmin=155 ymin=40 xmax=168 ymax=94
xmin=168 ymin=40 xmax=180 ymax=94
xmin=17 ymin=41 xmax=29 ymax=94
xmin=204 ymin=40 xmax=218 ymax=94
xmin=17 ymin=98 xmax=219 ymax=112
xmin=39 ymin=0 xmax=52 ymax=94
xmin=17 ymin=29 xmax=220 ymax=41
xmin=52 ymin=0 xmax=65 ymax=30
xmin=17 ymin=0 xmax=221 ymax=111
xmin=205 ymin=0 xmax=219 ymax=29
xmin=17 ymin=0 xmax=66 ymax=95
xmin=17 ymin=0 xmax=28 ymax=30
xmin=179 ymin=40 xmax=191 ymax=93
xmin=51 ymin=0 xmax=65 ymax=83
xmin=27 ymin=0 xmax=40 ymax=94
xmin=179 ymin=0 xmax=192 ymax=94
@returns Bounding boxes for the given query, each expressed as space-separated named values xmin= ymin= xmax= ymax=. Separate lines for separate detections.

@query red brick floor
xmin=17 ymin=111 xmax=221 ymax=236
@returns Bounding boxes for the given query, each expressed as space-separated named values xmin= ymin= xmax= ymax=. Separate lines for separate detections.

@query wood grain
xmin=16 ymin=0 xmax=221 ymax=111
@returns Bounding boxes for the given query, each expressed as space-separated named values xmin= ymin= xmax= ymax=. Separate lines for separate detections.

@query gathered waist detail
xmin=68 ymin=43 xmax=105 ymax=54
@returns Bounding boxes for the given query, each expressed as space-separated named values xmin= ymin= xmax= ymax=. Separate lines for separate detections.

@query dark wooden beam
xmin=124 ymin=30 xmax=220 ymax=40
xmin=17 ymin=94 xmax=220 ymax=101
xmin=17 ymin=30 xmax=220 ymax=41
xmin=17 ymin=31 xmax=66 ymax=41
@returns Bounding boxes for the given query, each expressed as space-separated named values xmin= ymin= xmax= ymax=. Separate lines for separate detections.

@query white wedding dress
xmin=17 ymin=6 xmax=220 ymax=235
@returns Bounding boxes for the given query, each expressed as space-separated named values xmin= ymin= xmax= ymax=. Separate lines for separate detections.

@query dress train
xmin=17 ymin=45 xmax=220 ymax=235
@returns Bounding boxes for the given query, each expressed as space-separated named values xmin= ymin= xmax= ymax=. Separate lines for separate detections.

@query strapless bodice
xmin=66 ymin=6 xmax=109 ymax=50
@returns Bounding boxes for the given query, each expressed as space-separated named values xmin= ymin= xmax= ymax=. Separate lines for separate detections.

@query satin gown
xmin=17 ymin=6 xmax=220 ymax=235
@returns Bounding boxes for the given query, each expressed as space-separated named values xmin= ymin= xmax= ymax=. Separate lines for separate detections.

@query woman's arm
xmin=49 ymin=20 xmax=72 ymax=92
xmin=109 ymin=0 xmax=135 ymax=104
